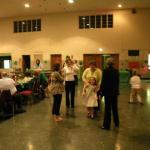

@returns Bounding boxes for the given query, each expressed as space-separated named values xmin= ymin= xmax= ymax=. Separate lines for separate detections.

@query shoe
xmin=54 ymin=116 xmax=63 ymax=122
xmin=140 ymin=102 xmax=144 ymax=105
xmin=70 ymin=108 xmax=76 ymax=118
xmin=100 ymin=126 xmax=110 ymax=130
xmin=14 ymin=109 xmax=26 ymax=114
xmin=57 ymin=116 xmax=63 ymax=121
xmin=115 ymin=125 xmax=119 ymax=128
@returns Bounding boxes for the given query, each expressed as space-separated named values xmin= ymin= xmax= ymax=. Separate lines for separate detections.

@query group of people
xmin=0 ymin=72 xmax=25 ymax=115
xmin=0 ymin=57 xmax=143 ymax=130
xmin=82 ymin=58 xmax=119 ymax=130
xmin=0 ymin=68 xmax=48 ymax=117
xmin=48 ymin=56 xmax=120 ymax=130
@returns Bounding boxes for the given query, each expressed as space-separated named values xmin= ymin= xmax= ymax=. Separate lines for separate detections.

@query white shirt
xmin=130 ymin=75 xmax=141 ymax=89
xmin=0 ymin=78 xmax=17 ymax=95
xmin=34 ymin=63 xmax=43 ymax=69
xmin=63 ymin=65 xmax=78 ymax=81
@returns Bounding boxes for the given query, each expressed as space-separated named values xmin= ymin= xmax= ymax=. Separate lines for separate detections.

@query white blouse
xmin=63 ymin=65 xmax=78 ymax=81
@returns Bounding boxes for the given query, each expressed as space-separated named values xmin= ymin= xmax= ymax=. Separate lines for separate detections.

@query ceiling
xmin=0 ymin=0 xmax=150 ymax=18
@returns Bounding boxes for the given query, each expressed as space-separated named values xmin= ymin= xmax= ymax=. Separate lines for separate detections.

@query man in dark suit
xmin=100 ymin=57 xmax=119 ymax=130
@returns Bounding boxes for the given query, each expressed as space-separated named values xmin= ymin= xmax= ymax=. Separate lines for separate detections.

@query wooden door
xmin=83 ymin=54 xmax=102 ymax=69
xmin=51 ymin=54 xmax=62 ymax=69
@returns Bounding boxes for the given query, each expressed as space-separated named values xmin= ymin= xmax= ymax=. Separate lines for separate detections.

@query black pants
xmin=52 ymin=94 xmax=62 ymax=116
xmin=74 ymin=75 xmax=78 ymax=85
xmin=103 ymin=95 xmax=119 ymax=129
xmin=65 ymin=81 xmax=75 ymax=108
xmin=13 ymin=94 xmax=23 ymax=109
xmin=94 ymin=92 xmax=101 ymax=113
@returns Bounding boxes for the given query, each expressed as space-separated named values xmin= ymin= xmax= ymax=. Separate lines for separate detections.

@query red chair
xmin=19 ymin=90 xmax=33 ymax=104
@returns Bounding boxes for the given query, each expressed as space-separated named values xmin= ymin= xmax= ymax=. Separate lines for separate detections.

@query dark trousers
xmin=74 ymin=75 xmax=78 ymax=85
xmin=94 ymin=92 xmax=101 ymax=113
xmin=65 ymin=81 xmax=75 ymax=108
xmin=103 ymin=95 xmax=119 ymax=129
xmin=52 ymin=94 xmax=62 ymax=116
xmin=13 ymin=94 xmax=23 ymax=109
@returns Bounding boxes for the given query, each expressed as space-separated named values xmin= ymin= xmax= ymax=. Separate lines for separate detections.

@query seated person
xmin=0 ymin=72 xmax=25 ymax=113
xmin=31 ymin=70 xmax=48 ymax=99
xmin=0 ymin=72 xmax=17 ymax=95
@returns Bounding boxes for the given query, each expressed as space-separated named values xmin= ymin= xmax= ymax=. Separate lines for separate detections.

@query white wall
xmin=0 ymin=8 xmax=150 ymax=69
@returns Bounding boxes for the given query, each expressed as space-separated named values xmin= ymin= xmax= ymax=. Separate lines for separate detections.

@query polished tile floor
xmin=0 ymin=81 xmax=150 ymax=150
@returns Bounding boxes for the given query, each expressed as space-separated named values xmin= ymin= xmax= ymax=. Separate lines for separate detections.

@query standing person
xmin=100 ymin=57 xmax=119 ymax=130
xmin=82 ymin=61 xmax=102 ymax=113
xmin=129 ymin=70 xmax=143 ymax=104
xmin=49 ymin=64 xmax=64 ymax=122
xmin=63 ymin=56 xmax=71 ymax=67
xmin=62 ymin=59 xmax=79 ymax=116
xmin=82 ymin=77 xmax=98 ymax=119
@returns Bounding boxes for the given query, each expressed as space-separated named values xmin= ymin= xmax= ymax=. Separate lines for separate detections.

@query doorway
xmin=22 ymin=55 xmax=31 ymax=72
xmin=51 ymin=54 xmax=62 ymax=69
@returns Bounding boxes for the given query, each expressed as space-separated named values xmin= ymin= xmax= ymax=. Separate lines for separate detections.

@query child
xmin=129 ymin=70 xmax=143 ymax=104
xmin=82 ymin=77 xmax=98 ymax=118
xmin=48 ymin=64 xmax=64 ymax=122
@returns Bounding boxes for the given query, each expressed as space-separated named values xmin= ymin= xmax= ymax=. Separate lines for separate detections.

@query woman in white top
xmin=62 ymin=59 xmax=79 ymax=116
xmin=129 ymin=70 xmax=143 ymax=104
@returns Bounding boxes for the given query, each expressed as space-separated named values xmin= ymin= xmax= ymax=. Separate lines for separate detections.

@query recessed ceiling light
xmin=118 ymin=4 xmax=122 ymax=8
xmin=24 ymin=3 xmax=30 ymax=8
xmin=68 ymin=0 xmax=74 ymax=4
xmin=99 ymin=48 xmax=103 ymax=52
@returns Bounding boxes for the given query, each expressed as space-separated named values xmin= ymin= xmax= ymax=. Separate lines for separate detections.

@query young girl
xmin=82 ymin=77 xmax=98 ymax=118
xmin=129 ymin=70 xmax=143 ymax=104
xmin=48 ymin=64 xmax=64 ymax=122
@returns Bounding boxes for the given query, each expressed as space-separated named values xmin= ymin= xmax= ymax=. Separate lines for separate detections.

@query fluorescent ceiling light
xmin=24 ymin=3 xmax=30 ymax=8
xmin=68 ymin=0 xmax=74 ymax=4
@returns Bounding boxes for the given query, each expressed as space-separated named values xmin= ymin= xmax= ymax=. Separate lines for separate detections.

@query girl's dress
xmin=84 ymin=84 xmax=98 ymax=107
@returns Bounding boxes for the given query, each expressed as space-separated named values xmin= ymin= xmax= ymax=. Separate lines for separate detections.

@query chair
xmin=0 ymin=90 xmax=14 ymax=118
xmin=32 ymin=76 xmax=43 ymax=102
xmin=19 ymin=90 xmax=33 ymax=105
